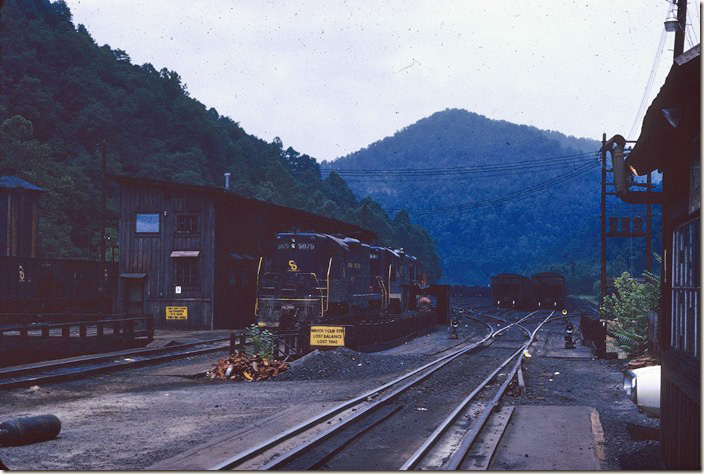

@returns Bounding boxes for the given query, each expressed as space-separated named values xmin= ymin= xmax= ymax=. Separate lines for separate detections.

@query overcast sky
xmin=66 ymin=0 xmax=699 ymax=162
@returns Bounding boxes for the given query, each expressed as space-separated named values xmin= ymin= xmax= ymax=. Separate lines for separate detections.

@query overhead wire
xmin=340 ymin=155 xmax=600 ymax=182
xmin=392 ymin=161 xmax=600 ymax=216
xmin=627 ymin=27 xmax=668 ymax=140
xmin=322 ymin=151 xmax=599 ymax=180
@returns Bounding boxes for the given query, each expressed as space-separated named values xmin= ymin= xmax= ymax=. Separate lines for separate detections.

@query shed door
xmin=124 ymin=279 xmax=145 ymax=314
xmin=225 ymin=260 xmax=257 ymax=328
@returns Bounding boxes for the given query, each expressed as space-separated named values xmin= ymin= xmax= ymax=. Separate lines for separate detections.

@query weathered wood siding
xmin=117 ymin=184 xmax=215 ymax=329
xmin=659 ymin=138 xmax=700 ymax=469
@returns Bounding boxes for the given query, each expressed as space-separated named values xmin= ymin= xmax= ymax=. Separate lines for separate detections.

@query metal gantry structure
xmin=599 ymin=134 xmax=655 ymax=312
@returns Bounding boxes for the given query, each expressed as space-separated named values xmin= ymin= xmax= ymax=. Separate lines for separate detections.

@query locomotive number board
xmin=310 ymin=325 xmax=345 ymax=347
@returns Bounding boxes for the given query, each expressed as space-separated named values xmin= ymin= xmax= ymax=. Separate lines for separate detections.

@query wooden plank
xmin=461 ymin=406 xmax=515 ymax=470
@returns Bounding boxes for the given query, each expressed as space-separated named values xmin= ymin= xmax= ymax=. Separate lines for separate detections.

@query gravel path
xmin=504 ymin=319 xmax=663 ymax=470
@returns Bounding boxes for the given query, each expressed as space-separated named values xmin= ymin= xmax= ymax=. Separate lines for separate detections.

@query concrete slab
xmin=489 ymin=406 xmax=605 ymax=470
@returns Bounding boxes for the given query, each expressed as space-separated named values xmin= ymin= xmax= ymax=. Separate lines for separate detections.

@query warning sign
xmin=310 ymin=326 xmax=345 ymax=347
xmin=166 ymin=306 xmax=188 ymax=320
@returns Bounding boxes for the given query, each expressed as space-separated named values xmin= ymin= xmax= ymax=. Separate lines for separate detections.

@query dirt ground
xmin=0 ymin=319 xmax=489 ymax=470
xmin=0 ymin=305 xmax=661 ymax=470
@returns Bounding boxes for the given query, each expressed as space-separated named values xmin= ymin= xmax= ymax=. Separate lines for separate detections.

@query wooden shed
xmin=624 ymin=45 xmax=700 ymax=469
xmin=112 ymin=175 xmax=376 ymax=330
xmin=0 ymin=176 xmax=44 ymax=257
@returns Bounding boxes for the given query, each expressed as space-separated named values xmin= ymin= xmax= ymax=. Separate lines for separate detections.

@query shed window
xmin=671 ymin=217 xmax=700 ymax=359
xmin=174 ymin=258 xmax=199 ymax=288
xmin=176 ymin=215 xmax=198 ymax=233
xmin=136 ymin=214 xmax=160 ymax=233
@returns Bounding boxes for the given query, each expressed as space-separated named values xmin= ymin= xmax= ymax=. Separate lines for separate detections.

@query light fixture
xmin=662 ymin=107 xmax=681 ymax=128
xmin=664 ymin=4 xmax=679 ymax=32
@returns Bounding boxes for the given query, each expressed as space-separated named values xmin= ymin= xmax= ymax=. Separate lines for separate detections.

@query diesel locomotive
xmin=255 ymin=232 xmax=424 ymax=328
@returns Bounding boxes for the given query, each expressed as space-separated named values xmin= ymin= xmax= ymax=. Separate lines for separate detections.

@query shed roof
xmin=0 ymin=176 xmax=45 ymax=192
xmin=626 ymin=45 xmax=700 ymax=175
xmin=110 ymin=175 xmax=377 ymax=242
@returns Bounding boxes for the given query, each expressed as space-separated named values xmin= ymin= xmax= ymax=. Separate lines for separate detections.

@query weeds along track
xmin=209 ymin=305 xmax=554 ymax=470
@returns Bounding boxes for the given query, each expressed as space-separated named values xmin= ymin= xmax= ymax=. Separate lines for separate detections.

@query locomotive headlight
xmin=538 ymin=302 xmax=541 ymax=307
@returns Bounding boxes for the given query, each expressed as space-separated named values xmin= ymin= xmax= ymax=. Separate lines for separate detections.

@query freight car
xmin=255 ymin=232 xmax=422 ymax=328
xmin=0 ymin=256 xmax=116 ymax=314
xmin=531 ymin=272 xmax=566 ymax=309
xmin=490 ymin=273 xmax=534 ymax=309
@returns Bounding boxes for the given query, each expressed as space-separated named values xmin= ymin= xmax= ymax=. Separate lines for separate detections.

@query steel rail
xmin=209 ymin=310 xmax=501 ymax=470
xmin=255 ymin=311 xmax=529 ymax=471
xmin=443 ymin=311 xmax=555 ymax=470
xmin=259 ymin=309 xmax=542 ymax=471
xmin=0 ymin=338 xmax=230 ymax=389
xmin=399 ymin=312 xmax=546 ymax=470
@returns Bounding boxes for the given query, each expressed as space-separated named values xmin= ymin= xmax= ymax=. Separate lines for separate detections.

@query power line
xmin=340 ymin=155 xmax=600 ymax=182
xmin=322 ymin=151 xmax=599 ymax=177
xmin=627 ymin=27 xmax=668 ymax=140
xmin=392 ymin=161 xmax=599 ymax=216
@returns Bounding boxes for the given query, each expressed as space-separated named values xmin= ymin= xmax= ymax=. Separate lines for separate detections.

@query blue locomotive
xmin=255 ymin=232 xmax=424 ymax=328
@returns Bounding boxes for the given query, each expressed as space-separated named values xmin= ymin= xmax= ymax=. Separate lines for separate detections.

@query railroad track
xmin=208 ymin=306 xmax=553 ymax=470
xmin=0 ymin=337 xmax=230 ymax=389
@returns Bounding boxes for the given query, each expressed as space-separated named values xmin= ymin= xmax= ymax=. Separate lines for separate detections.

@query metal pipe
xmin=603 ymin=135 xmax=664 ymax=204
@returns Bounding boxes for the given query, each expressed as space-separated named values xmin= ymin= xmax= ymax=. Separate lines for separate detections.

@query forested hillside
xmin=0 ymin=0 xmax=441 ymax=280
xmin=326 ymin=109 xmax=662 ymax=294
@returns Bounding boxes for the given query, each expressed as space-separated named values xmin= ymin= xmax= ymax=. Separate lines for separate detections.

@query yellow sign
xmin=562 ymin=309 xmax=568 ymax=315
xmin=166 ymin=306 xmax=188 ymax=320
xmin=288 ymin=260 xmax=299 ymax=272
xmin=310 ymin=326 xmax=345 ymax=347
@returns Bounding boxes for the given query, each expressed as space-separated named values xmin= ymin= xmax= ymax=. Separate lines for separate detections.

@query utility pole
xmin=646 ymin=172 xmax=652 ymax=273
xmin=100 ymin=140 xmax=107 ymax=262
xmin=600 ymin=133 xmax=607 ymax=314
xmin=674 ymin=0 xmax=687 ymax=60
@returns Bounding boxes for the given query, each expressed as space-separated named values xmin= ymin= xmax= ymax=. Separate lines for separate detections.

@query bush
xmin=600 ymin=271 xmax=660 ymax=356
xmin=246 ymin=324 xmax=275 ymax=360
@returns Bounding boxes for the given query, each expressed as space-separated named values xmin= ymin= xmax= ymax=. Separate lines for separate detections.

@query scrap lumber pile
xmin=207 ymin=351 xmax=288 ymax=381
xmin=625 ymin=355 xmax=658 ymax=370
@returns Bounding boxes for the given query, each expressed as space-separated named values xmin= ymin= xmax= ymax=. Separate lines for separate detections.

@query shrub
xmin=246 ymin=324 xmax=275 ymax=360
xmin=600 ymin=271 xmax=660 ymax=356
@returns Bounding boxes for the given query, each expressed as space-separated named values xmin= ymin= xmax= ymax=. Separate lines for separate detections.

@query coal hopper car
xmin=531 ymin=272 xmax=566 ymax=309
xmin=490 ymin=273 xmax=534 ymax=309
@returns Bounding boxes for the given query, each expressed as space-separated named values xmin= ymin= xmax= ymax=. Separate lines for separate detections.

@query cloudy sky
xmin=66 ymin=0 xmax=699 ymax=162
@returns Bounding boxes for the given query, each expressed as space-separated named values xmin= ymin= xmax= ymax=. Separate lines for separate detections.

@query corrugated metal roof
xmin=0 ymin=176 xmax=45 ymax=192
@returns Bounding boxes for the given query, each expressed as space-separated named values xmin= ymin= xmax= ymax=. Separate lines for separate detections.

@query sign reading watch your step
xmin=310 ymin=326 xmax=345 ymax=347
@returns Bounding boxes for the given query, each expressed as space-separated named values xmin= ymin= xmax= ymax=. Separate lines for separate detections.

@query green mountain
xmin=325 ymin=109 xmax=661 ymax=293
xmin=0 ymin=0 xmax=441 ymax=280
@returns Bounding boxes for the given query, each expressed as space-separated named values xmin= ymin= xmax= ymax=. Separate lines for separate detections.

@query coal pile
xmin=276 ymin=347 xmax=428 ymax=381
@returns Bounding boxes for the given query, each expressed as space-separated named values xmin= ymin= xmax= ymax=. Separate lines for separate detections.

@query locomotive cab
xmin=256 ymin=233 xmax=343 ymax=328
